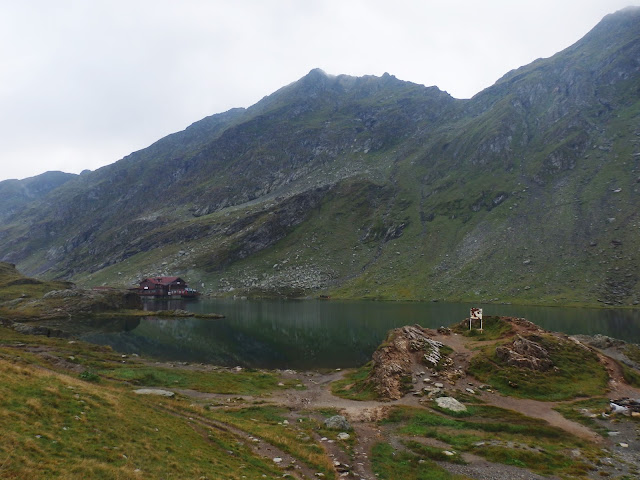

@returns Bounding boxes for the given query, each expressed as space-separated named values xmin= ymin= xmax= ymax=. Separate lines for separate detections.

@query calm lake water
xmin=75 ymin=299 xmax=640 ymax=370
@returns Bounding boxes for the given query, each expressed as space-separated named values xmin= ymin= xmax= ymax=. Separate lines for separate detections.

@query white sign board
xmin=470 ymin=308 xmax=483 ymax=330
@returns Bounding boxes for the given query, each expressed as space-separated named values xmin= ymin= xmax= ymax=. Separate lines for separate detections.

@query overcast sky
xmin=1 ymin=0 xmax=637 ymax=182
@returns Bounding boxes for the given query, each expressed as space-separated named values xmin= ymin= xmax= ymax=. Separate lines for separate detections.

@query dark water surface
xmin=76 ymin=299 xmax=640 ymax=370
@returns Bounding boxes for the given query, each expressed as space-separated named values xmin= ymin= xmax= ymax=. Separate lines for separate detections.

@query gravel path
xmin=166 ymin=327 xmax=640 ymax=480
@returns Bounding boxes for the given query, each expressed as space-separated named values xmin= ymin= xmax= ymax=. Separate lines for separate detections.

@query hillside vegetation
xmin=0 ymin=262 xmax=71 ymax=303
xmin=3 ymin=315 xmax=640 ymax=479
xmin=0 ymin=262 xmax=141 ymax=321
xmin=1 ymin=8 xmax=639 ymax=305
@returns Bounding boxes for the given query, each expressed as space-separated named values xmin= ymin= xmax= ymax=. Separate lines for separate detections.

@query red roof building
xmin=136 ymin=277 xmax=199 ymax=298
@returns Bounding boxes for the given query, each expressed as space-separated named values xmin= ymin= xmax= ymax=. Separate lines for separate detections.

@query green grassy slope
xmin=0 ymin=262 xmax=71 ymax=303
xmin=0 ymin=327 xmax=310 ymax=479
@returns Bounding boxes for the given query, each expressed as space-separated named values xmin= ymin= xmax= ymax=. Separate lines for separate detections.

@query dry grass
xmin=203 ymin=405 xmax=335 ymax=476
xmin=0 ymin=328 xmax=296 ymax=479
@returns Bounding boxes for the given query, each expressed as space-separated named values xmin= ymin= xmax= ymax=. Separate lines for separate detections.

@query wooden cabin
xmin=136 ymin=276 xmax=199 ymax=298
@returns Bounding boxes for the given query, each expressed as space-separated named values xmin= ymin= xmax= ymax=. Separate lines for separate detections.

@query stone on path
xmin=133 ymin=388 xmax=175 ymax=397
xmin=435 ymin=396 xmax=467 ymax=412
xmin=324 ymin=415 xmax=352 ymax=431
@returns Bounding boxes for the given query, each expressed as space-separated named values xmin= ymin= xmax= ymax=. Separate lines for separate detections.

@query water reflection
xmin=75 ymin=299 xmax=640 ymax=370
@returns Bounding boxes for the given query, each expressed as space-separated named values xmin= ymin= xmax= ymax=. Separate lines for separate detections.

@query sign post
xmin=470 ymin=307 xmax=483 ymax=331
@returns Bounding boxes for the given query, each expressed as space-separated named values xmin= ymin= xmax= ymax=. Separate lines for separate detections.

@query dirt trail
xmin=270 ymin=364 xmax=604 ymax=479
xmin=431 ymin=329 xmax=640 ymax=445
xmin=479 ymin=394 xmax=602 ymax=442
xmin=431 ymin=332 xmax=606 ymax=443
xmin=401 ymin=332 xmax=598 ymax=443
xmin=169 ymin=323 xmax=640 ymax=480
xmin=157 ymin=404 xmax=318 ymax=480
xmin=597 ymin=350 xmax=640 ymax=398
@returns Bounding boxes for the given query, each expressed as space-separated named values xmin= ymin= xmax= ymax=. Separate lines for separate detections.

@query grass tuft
xmin=380 ymin=405 xmax=599 ymax=478
xmin=371 ymin=442 xmax=470 ymax=479
xmin=331 ymin=362 xmax=379 ymax=401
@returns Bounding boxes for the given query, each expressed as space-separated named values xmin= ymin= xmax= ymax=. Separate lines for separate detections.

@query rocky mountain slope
xmin=0 ymin=171 xmax=76 ymax=223
xmin=1 ymin=7 xmax=639 ymax=305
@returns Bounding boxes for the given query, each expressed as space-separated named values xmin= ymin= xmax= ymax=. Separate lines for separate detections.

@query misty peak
xmin=299 ymin=68 xmax=331 ymax=88
xmin=306 ymin=67 xmax=328 ymax=78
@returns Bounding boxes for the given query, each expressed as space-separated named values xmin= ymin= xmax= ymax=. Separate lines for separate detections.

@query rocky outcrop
xmin=367 ymin=325 xmax=447 ymax=400
xmin=496 ymin=335 xmax=553 ymax=371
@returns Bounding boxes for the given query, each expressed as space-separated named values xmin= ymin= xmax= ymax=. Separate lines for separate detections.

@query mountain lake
xmin=53 ymin=299 xmax=640 ymax=370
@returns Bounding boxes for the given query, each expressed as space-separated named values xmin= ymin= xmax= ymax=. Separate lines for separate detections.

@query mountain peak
xmin=573 ymin=5 xmax=640 ymax=49
xmin=608 ymin=5 xmax=640 ymax=17
xmin=305 ymin=67 xmax=329 ymax=78
xmin=298 ymin=68 xmax=333 ymax=90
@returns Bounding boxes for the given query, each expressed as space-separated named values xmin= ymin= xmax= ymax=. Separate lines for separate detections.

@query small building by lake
xmin=135 ymin=276 xmax=199 ymax=298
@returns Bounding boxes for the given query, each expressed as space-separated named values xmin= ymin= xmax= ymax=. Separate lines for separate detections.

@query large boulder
xmin=435 ymin=396 xmax=467 ymax=412
xmin=324 ymin=415 xmax=351 ymax=431
xmin=496 ymin=335 xmax=553 ymax=371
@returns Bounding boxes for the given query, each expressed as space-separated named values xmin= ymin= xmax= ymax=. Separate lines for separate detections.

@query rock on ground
xmin=324 ymin=415 xmax=351 ymax=431
xmin=435 ymin=396 xmax=467 ymax=412
xmin=133 ymin=388 xmax=175 ymax=397
xmin=495 ymin=335 xmax=553 ymax=371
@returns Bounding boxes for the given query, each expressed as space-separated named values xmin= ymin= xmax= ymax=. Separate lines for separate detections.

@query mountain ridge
xmin=0 ymin=171 xmax=77 ymax=223
xmin=1 ymin=7 xmax=639 ymax=306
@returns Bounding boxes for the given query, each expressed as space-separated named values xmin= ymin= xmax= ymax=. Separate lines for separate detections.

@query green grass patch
xmin=620 ymin=363 xmax=640 ymax=388
xmin=204 ymin=406 xmax=334 ymax=477
xmin=0 ymin=326 xmax=324 ymax=478
xmin=468 ymin=334 xmax=609 ymax=400
xmin=553 ymin=398 xmax=610 ymax=436
xmin=380 ymin=406 xmax=597 ymax=478
xmin=481 ymin=445 xmax=591 ymax=477
xmin=451 ymin=316 xmax=514 ymax=340
xmin=0 ymin=262 xmax=71 ymax=303
xmin=0 ymin=356 xmax=283 ymax=479
xmin=386 ymin=406 xmax=564 ymax=440
xmin=371 ymin=442 xmax=470 ymax=480
xmin=312 ymin=407 xmax=340 ymax=417
xmin=216 ymin=404 xmax=288 ymax=424
xmin=403 ymin=440 xmax=466 ymax=464
xmin=330 ymin=362 xmax=379 ymax=401
xmin=99 ymin=365 xmax=298 ymax=395
xmin=623 ymin=343 xmax=640 ymax=364
xmin=78 ymin=370 xmax=101 ymax=383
